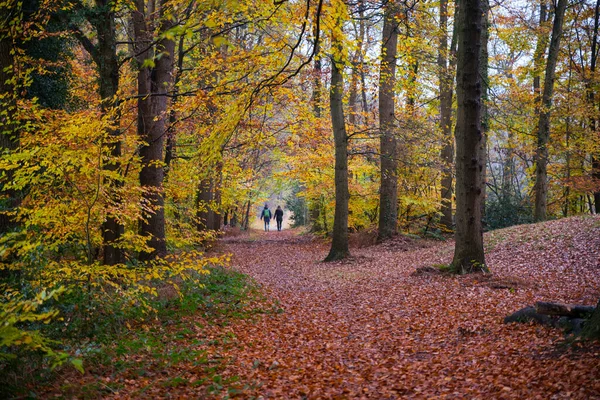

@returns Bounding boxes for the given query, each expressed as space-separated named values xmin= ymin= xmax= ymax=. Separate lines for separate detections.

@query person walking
xmin=274 ymin=205 xmax=284 ymax=231
xmin=261 ymin=204 xmax=272 ymax=232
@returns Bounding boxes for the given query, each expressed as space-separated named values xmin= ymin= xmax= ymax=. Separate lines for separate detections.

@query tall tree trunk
xmin=133 ymin=0 xmax=175 ymax=260
xmin=377 ymin=2 xmax=399 ymax=242
xmin=243 ymin=199 xmax=251 ymax=230
xmin=0 ymin=20 xmax=19 ymax=236
xmin=95 ymin=0 xmax=123 ymax=265
xmin=211 ymin=158 xmax=223 ymax=231
xmin=589 ymin=0 xmax=600 ymax=212
xmin=72 ymin=0 xmax=123 ymax=264
xmin=164 ymin=0 xmax=194 ymax=178
xmin=348 ymin=6 xmax=365 ymax=126
xmin=325 ymin=50 xmax=350 ymax=262
xmin=480 ymin=0 xmax=490 ymax=227
xmin=164 ymin=33 xmax=186 ymax=177
xmin=533 ymin=0 xmax=568 ymax=222
xmin=533 ymin=1 xmax=548 ymax=119
xmin=438 ymin=0 xmax=456 ymax=230
xmin=309 ymin=24 xmax=323 ymax=232
xmin=451 ymin=0 xmax=486 ymax=274
xmin=196 ymin=178 xmax=214 ymax=230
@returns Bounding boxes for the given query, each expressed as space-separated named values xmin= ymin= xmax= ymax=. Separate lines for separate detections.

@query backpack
xmin=262 ymin=209 xmax=271 ymax=219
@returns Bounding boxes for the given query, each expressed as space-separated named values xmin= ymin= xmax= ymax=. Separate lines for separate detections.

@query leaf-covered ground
xmin=39 ymin=216 xmax=600 ymax=398
xmin=214 ymin=216 xmax=600 ymax=398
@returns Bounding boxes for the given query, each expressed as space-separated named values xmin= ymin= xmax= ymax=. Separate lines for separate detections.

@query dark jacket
xmin=274 ymin=208 xmax=284 ymax=220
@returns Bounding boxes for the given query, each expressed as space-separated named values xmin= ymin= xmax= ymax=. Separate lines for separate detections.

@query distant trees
xmin=4 ymin=0 xmax=600 ymax=263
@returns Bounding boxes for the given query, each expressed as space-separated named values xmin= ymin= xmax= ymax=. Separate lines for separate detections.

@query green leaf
xmin=71 ymin=358 xmax=84 ymax=374
xmin=141 ymin=58 xmax=155 ymax=69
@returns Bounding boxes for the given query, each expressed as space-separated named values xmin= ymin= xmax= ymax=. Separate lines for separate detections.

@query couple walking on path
xmin=261 ymin=204 xmax=283 ymax=232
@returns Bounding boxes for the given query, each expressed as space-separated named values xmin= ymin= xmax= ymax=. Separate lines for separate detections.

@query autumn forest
xmin=1 ymin=0 xmax=600 ymax=397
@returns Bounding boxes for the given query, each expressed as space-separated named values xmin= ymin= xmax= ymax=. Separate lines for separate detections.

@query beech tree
xmin=69 ymin=0 xmax=123 ymax=265
xmin=377 ymin=1 xmax=400 ymax=241
xmin=533 ymin=0 xmax=568 ymax=222
xmin=325 ymin=2 xmax=350 ymax=262
xmin=0 ymin=2 xmax=19 ymax=237
xmin=132 ymin=0 xmax=176 ymax=259
xmin=437 ymin=0 xmax=456 ymax=231
xmin=451 ymin=0 xmax=486 ymax=274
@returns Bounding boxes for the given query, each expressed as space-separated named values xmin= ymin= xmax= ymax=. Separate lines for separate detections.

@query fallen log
xmin=535 ymin=302 xmax=595 ymax=318
xmin=504 ymin=306 xmax=553 ymax=325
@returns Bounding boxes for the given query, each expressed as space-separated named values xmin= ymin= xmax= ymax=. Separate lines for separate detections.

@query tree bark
xmin=310 ymin=24 xmax=323 ymax=232
xmin=325 ymin=50 xmax=350 ymax=262
xmin=589 ymin=0 xmax=600 ymax=213
xmin=0 ymin=30 xmax=19 ymax=232
xmin=0 ymin=20 xmax=20 ymax=248
xmin=438 ymin=0 xmax=456 ymax=230
xmin=211 ymin=158 xmax=223 ymax=231
xmin=451 ymin=0 xmax=486 ymax=274
xmin=533 ymin=0 xmax=567 ymax=222
xmin=133 ymin=0 xmax=175 ymax=260
xmin=480 ymin=0 xmax=490 ymax=227
xmin=94 ymin=0 xmax=123 ymax=265
xmin=243 ymin=199 xmax=251 ymax=230
xmin=196 ymin=178 xmax=214 ymax=231
xmin=377 ymin=1 xmax=399 ymax=242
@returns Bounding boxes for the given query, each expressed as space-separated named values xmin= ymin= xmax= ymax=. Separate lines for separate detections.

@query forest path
xmin=218 ymin=219 xmax=600 ymax=398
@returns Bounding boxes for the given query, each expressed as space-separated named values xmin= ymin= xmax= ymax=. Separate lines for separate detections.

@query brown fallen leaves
xmin=214 ymin=216 xmax=600 ymax=398
xmin=43 ymin=216 xmax=600 ymax=398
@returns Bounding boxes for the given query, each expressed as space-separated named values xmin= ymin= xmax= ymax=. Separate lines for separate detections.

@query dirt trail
xmin=219 ymin=220 xmax=600 ymax=398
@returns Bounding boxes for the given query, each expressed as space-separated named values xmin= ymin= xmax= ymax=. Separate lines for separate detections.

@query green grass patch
xmin=4 ymin=266 xmax=271 ymax=399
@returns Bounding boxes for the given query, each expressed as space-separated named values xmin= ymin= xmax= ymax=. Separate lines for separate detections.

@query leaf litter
xmin=40 ymin=216 xmax=600 ymax=398
xmin=216 ymin=216 xmax=600 ymax=398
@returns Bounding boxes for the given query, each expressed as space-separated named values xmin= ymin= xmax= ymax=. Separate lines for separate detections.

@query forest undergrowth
xmin=34 ymin=216 xmax=600 ymax=398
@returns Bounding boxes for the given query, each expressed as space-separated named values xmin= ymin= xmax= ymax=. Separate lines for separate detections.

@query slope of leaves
xmin=214 ymin=216 xmax=600 ymax=398
xmin=35 ymin=216 xmax=599 ymax=398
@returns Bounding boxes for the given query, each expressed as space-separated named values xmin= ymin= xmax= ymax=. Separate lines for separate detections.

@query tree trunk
xmin=325 ymin=50 xmax=350 ymax=262
xmin=480 ymin=0 xmax=490 ymax=228
xmin=533 ymin=1 xmax=548 ymax=119
xmin=211 ymin=159 xmax=223 ymax=231
xmin=133 ymin=0 xmax=175 ymax=260
xmin=438 ymin=0 xmax=456 ymax=231
xmin=310 ymin=25 xmax=323 ymax=232
xmin=0 ymin=30 xmax=19 ymax=236
xmin=451 ymin=0 xmax=486 ymax=274
xmin=196 ymin=178 xmax=213 ymax=231
xmin=377 ymin=2 xmax=399 ymax=242
xmin=95 ymin=0 xmax=123 ymax=265
xmin=534 ymin=0 xmax=567 ymax=222
xmin=243 ymin=199 xmax=251 ymax=230
xmin=164 ymin=33 xmax=186 ymax=177
xmin=589 ymin=0 xmax=600 ymax=213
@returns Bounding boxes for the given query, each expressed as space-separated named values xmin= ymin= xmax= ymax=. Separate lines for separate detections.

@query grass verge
xmin=2 ymin=266 xmax=274 ymax=399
